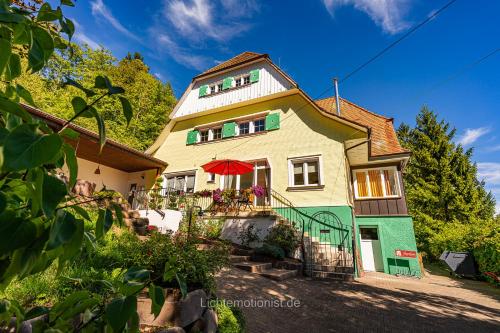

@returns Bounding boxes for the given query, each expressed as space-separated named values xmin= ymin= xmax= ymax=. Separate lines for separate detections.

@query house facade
xmin=147 ymin=52 xmax=421 ymax=277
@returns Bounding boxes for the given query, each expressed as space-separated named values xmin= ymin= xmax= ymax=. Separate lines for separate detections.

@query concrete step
xmin=311 ymin=270 xmax=354 ymax=281
xmin=234 ymin=262 xmax=272 ymax=273
xmin=231 ymin=248 xmax=254 ymax=256
xmin=230 ymin=255 xmax=251 ymax=263
xmin=258 ymin=268 xmax=297 ymax=281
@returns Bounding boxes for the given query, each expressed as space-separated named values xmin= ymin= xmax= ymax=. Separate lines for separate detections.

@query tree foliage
xmin=0 ymin=1 xmax=168 ymax=330
xmin=15 ymin=44 xmax=176 ymax=150
xmin=397 ymin=107 xmax=498 ymax=273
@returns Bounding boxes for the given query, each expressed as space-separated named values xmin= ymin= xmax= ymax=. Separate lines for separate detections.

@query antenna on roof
xmin=333 ymin=78 xmax=341 ymax=116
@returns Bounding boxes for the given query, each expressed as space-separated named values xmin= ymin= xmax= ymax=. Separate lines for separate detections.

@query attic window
xmin=243 ymin=75 xmax=250 ymax=85
xmin=210 ymin=85 xmax=216 ymax=94
xmin=217 ymin=83 xmax=223 ymax=92
xmin=198 ymin=69 xmax=259 ymax=98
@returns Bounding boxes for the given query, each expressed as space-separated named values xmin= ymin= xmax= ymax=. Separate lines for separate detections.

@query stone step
xmin=230 ymin=255 xmax=251 ymax=263
xmin=258 ymin=268 xmax=297 ymax=281
xmin=311 ymin=270 xmax=354 ymax=281
xmin=234 ymin=262 xmax=272 ymax=273
xmin=312 ymin=265 xmax=355 ymax=273
xmin=231 ymin=248 xmax=254 ymax=256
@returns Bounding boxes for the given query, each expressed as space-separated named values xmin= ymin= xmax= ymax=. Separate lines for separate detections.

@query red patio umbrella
xmin=201 ymin=159 xmax=254 ymax=189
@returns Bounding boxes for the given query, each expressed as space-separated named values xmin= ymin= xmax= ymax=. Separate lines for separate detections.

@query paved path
xmin=216 ymin=268 xmax=500 ymax=333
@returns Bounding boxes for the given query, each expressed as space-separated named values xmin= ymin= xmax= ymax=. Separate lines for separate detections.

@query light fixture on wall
xmin=94 ymin=165 xmax=101 ymax=175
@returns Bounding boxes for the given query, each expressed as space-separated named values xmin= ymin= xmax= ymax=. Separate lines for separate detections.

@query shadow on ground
xmin=216 ymin=267 xmax=500 ymax=333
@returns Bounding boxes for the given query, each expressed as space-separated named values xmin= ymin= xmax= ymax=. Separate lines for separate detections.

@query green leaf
xmin=83 ymin=231 xmax=96 ymax=251
xmin=3 ymin=124 xmax=63 ymax=171
xmin=6 ymin=54 xmax=21 ymax=81
xmin=46 ymin=211 xmax=77 ymax=250
xmin=29 ymin=27 xmax=54 ymax=72
xmin=176 ymin=273 xmax=187 ymax=299
xmin=60 ymin=217 xmax=84 ymax=260
xmin=0 ymin=13 xmax=26 ymax=23
xmin=124 ymin=267 xmax=150 ymax=283
xmin=71 ymin=96 xmax=91 ymax=118
xmin=104 ymin=208 xmax=113 ymax=232
xmin=71 ymin=205 xmax=91 ymax=221
xmin=112 ymin=202 xmax=123 ymax=226
xmin=0 ymin=38 xmax=11 ymax=76
xmin=42 ymin=173 xmax=67 ymax=217
xmin=59 ymin=127 xmax=79 ymax=140
xmin=63 ymin=143 xmax=78 ymax=188
xmin=94 ymin=75 xmax=110 ymax=89
xmin=50 ymin=290 xmax=92 ymax=321
xmin=37 ymin=3 xmax=61 ymax=22
xmin=108 ymin=86 xmax=125 ymax=95
xmin=59 ymin=17 xmax=74 ymax=40
xmin=162 ymin=257 xmax=177 ymax=282
xmin=105 ymin=295 xmax=137 ymax=332
xmin=63 ymin=78 xmax=96 ymax=97
xmin=89 ymin=107 xmax=106 ymax=152
xmin=0 ymin=97 xmax=31 ymax=122
xmin=148 ymin=284 xmax=165 ymax=318
xmin=61 ymin=0 xmax=75 ymax=7
xmin=119 ymin=96 xmax=133 ymax=127
xmin=13 ymin=22 xmax=31 ymax=45
xmin=28 ymin=168 xmax=44 ymax=215
xmin=95 ymin=209 xmax=106 ymax=240
xmin=15 ymin=84 xmax=36 ymax=106
xmin=0 ymin=215 xmax=37 ymax=254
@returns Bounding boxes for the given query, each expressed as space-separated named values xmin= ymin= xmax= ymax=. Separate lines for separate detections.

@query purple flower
xmin=251 ymin=185 xmax=265 ymax=197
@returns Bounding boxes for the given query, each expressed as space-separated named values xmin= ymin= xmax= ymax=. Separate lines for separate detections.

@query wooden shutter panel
xmin=250 ymin=69 xmax=259 ymax=83
xmin=222 ymin=77 xmax=233 ymax=90
xmin=186 ymin=130 xmax=199 ymax=145
xmin=222 ymin=122 xmax=236 ymax=138
xmin=265 ymin=113 xmax=280 ymax=131
xmin=199 ymin=85 xmax=208 ymax=97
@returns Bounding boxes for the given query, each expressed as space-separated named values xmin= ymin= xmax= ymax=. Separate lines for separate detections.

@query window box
xmin=353 ymin=167 xmax=401 ymax=199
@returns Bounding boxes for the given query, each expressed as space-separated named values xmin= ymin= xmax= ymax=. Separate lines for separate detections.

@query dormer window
xmin=209 ymin=85 xmax=216 ymax=94
xmin=200 ymin=130 xmax=209 ymax=142
xmin=217 ymin=83 xmax=223 ymax=92
xmin=253 ymin=119 xmax=265 ymax=133
xmin=212 ymin=127 xmax=222 ymax=140
xmin=198 ymin=69 xmax=260 ymax=98
xmin=243 ymin=75 xmax=250 ymax=85
xmin=235 ymin=77 xmax=242 ymax=87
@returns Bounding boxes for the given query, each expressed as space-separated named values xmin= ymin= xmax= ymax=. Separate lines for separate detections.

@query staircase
xmin=230 ymin=248 xmax=300 ymax=281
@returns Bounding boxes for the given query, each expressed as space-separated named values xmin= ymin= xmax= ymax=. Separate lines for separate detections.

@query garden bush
xmin=254 ymin=244 xmax=285 ymax=260
xmin=264 ymin=223 xmax=300 ymax=257
xmin=214 ymin=300 xmax=245 ymax=333
xmin=238 ymin=225 xmax=261 ymax=247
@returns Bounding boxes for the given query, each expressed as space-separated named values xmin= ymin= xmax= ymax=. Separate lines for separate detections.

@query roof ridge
xmin=315 ymin=96 xmax=392 ymax=121
xmin=197 ymin=51 xmax=266 ymax=78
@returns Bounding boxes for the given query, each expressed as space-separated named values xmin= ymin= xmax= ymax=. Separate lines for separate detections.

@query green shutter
xmin=265 ymin=113 xmax=280 ymax=131
xmin=199 ymin=85 xmax=208 ymax=97
xmin=249 ymin=69 xmax=259 ymax=83
xmin=222 ymin=77 xmax=233 ymax=90
xmin=222 ymin=122 xmax=236 ymax=138
xmin=186 ymin=130 xmax=199 ymax=145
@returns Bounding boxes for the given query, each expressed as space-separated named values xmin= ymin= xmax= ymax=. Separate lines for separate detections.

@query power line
xmin=339 ymin=0 xmax=458 ymax=83
xmin=424 ymin=47 xmax=500 ymax=95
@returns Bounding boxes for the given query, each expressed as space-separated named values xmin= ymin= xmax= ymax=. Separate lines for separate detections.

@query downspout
xmin=333 ymin=78 xmax=341 ymax=116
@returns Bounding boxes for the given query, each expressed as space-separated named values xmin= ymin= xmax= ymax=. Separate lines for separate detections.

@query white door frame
xmin=359 ymin=226 xmax=384 ymax=272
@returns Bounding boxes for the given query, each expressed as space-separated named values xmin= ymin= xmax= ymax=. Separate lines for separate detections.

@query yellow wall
xmin=153 ymin=94 xmax=366 ymax=207
xmin=61 ymin=157 xmax=158 ymax=197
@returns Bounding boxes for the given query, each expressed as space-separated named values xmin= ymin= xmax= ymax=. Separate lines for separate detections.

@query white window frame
xmin=164 ymin=171 xmax=197 ymax=193
xmin=198 ymin=129 xmax=209 ymax=143
xmin=253 ymin=118 xmax=265 ymax=133
xmin=352 ymin=166 xmax=401 ymax=199
xmin=207 ymin=173 xmax=215 ymax=183
xmin=287 ymin=155 xmax=324 ymax=188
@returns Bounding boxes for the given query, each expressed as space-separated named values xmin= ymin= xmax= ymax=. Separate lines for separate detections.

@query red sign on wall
xmin=395 ymin=250 xmax=417 ymax=258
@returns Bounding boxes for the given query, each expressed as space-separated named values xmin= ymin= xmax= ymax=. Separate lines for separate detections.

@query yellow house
xmin=147 ymin=52 xmax=421 ymax=278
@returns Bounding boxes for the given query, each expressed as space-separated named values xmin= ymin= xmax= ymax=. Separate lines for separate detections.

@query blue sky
xmin=61 ymin=0 xmax=499 ymax=213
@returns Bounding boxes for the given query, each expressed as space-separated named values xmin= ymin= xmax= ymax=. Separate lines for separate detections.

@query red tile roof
xmin=316 ymin=97 xmax=409 ymax=157
xmin=195 ymin=52 xmax=267 ymax=79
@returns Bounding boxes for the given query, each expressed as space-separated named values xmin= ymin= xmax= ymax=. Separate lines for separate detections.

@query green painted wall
xmin=355 ymin=216 xmax=421 ymax=277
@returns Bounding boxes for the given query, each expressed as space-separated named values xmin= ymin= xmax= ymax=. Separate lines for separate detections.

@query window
xmin=288 ymin=157 xmax=322 ymax=187
xmin=235 ymin=77 xmax=242 ymax=87
xmin=165 ymin=173 xmax=196 ymax=193
xmin=353 ymin=167 xmax=400 ymax=199
xmin=199 ymin=130 xmax=209 ymax=142
xmin=253 ymin=119 xmax=265 ymax=133
xmin=239 ymin=122 xmax=250 ymax=135
xmin=243 ymin=75 xmax=250 ymax=85
xmin=212 ymin=127 xmax=222 ymax=140
xmin=217 ymin=83 xmax=223 ymax=92
xmin=207 ymin=173 xmax=215 ymax=183
xmin=209 ymin=85 xmax=216 ymax=94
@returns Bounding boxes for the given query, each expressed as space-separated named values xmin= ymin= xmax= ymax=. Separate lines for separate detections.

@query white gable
xmin=172 ymin=60 xmax=295 ymax=119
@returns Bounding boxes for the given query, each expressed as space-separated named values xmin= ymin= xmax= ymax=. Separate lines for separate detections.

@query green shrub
xmin=264 ymin=223 xmax=300 ymax=257
xmin=255 ymin=244 xmax=285 ymax=260
xmin=214 ymin=300 xmax=245 ymax=333
xmin=238 ymin=225 xmax=260 ymax=247
xmin=202 ymin=218 xmax=225 ymax=239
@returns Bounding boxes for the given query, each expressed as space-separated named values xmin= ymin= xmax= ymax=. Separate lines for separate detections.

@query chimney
xmin=333 ymin=78 xmax=341 ymax=116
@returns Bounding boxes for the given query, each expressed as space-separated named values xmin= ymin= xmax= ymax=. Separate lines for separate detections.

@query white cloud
xmin=155 ymin=33 xmax=209 ymax=71
xmin=72 ymin=20 xmax=100 ymax=49
xmin=91 ymin=0 xmax=141 ymax=42
xmin=154 ymin=72 xmax=164 ymax=80
xmin=485 ymin=144 xmax=500 ymax=152
xmin=478 ymin=163 xmax=500 ymax=214
xmin=457 ymin=127 xmax=491 ymax=146
xmin=164 ymin=0 xmax=257 ymax=42
xmin=322 ymin=0 xmax=411 ymax=34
